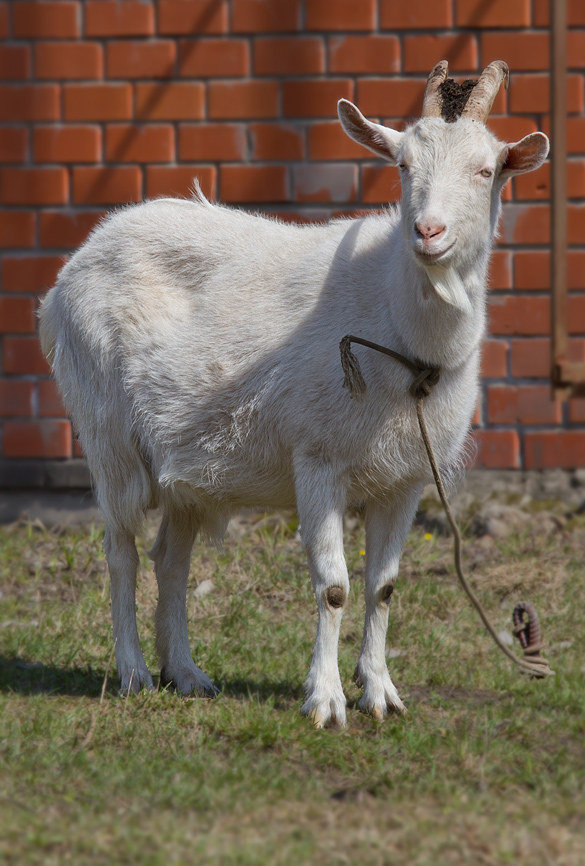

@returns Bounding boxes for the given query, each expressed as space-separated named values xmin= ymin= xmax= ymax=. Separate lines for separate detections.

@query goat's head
xmin=338 ymin=61 xmax=549 ymax=310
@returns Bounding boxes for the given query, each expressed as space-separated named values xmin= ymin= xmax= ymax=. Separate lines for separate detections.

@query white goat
xmin=39 ymin=62 xmax=548 ymax=726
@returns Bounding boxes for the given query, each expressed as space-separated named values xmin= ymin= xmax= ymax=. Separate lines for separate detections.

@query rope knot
xmin=409 ymin=366 xmax=441 ymax=399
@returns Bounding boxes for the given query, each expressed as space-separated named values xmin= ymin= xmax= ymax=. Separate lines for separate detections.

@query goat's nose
xmin=415 ymin=221 xmax=446 ymax=242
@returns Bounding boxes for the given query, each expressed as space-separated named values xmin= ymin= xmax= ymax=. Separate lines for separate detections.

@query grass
xmin=1 ymin=506 xmax=584 ymax=865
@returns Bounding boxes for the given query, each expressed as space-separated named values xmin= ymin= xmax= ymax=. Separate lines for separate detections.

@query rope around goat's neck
xmin=339 ymin=334 xmax=555 ymax=679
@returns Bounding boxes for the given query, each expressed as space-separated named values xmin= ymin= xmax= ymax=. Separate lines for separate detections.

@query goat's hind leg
xmin=104 ymin=524 xmax=154 ymax=694
xmin=150 ymin=509 xmax=218 ymax=696
xmin=356 ymin=486 xmax=421 ymax=719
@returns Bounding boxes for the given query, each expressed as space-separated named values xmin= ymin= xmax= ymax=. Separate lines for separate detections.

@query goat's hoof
xmin=119 ymin=667 xmax=154 ymax=696
xmin=159 ymin=665 xmax=219 ymax=698
xmin=356 ymin=669 xmax=406 ymax=720
xmin=301 ymin=692 xmax=347 ymax=729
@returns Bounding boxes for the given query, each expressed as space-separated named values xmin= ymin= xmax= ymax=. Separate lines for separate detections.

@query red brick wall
xmin=1 ymin=0 xmax=584 ymax=476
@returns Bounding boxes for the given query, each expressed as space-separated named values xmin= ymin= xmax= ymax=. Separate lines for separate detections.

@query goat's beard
xmin=423 ymin=264 xmax=472 ymax=314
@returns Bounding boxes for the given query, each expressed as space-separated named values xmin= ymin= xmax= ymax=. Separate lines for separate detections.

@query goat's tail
xmin=38 ymin=287 xmax=58 ymax=365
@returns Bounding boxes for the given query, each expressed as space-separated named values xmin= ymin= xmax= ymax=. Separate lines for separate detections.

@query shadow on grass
xmin=0 ymin=656 xmax=119 ymax=698
xmin=217 ymin=676 xmax=304 ymax=704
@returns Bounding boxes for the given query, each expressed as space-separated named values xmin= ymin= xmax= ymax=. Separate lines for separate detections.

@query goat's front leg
xmin=296 ymin=461 xmax=349 ymax=728
xmin=356 ymin=486 xmax=422 ymax=719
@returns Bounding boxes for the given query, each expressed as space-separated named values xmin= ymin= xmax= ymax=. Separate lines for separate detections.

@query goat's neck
xmin=387 ymin=240 xmax=489 ymax=371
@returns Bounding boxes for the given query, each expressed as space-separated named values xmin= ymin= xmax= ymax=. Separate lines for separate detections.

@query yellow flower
xmin=360 ymin=550 xmax=366 ymax=556
xmin=424 ymin=533 xmax=433 ymax=541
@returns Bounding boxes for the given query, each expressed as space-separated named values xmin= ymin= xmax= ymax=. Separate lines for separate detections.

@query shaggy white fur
xmin=39 ymin=81 xmax=548 ymax=726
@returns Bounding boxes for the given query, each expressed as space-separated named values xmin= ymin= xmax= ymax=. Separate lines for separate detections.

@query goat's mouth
xmin=414 ymin=241 xmax=456 ymax=264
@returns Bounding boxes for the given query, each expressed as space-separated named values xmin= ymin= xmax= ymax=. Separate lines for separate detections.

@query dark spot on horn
xmin=439 ymin=78 xmax=476 ymax=123
xmin=326 ymin=586 xmax=346 ymax=609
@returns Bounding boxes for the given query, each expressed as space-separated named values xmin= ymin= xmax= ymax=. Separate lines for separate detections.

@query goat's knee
xmin=324 ymin=585 xmax=347 ymax=610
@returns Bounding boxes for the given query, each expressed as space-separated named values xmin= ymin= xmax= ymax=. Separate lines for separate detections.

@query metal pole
xmin=551 ymin=0 xmax=568 ymax=399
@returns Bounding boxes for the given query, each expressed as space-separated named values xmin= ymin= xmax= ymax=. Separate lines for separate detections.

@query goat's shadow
xmin=0 ymin=655 xmax=118 ymax=697
xmin=0 ymin=656 xmax=305 ymax=703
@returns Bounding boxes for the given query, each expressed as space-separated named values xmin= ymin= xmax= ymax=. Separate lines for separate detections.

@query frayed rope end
xmin=340 ymin=335 xmax=367 ymax=400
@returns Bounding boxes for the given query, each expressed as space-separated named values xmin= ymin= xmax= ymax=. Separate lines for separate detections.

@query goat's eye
xmin=479 ymin=168 xmax=493 ymax=178
xmin=398 ymin=163 xmax=408 ymax=172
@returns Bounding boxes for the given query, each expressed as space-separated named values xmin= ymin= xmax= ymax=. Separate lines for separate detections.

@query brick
xmin=480 ymin=33 xmax=548 ymax=72
xmin=158 ymin=0 xmax=228 ymax=35
xmin=515 ymin=252 xmax=549 ymax=290
xmin=510 ymin=338 xmax=549 ymax=378
xmin=488 ymin=250 xmax=512 ymax=290
xmin=13 ymin=2 xmax=80 ymax=38
xmin=498 ymin=204 xmax=549 ymax=245
xmin=515 ymin=161 xmax=585 ymax=202
xmin=64 ymin=84 xmax=132 ymax=121
xmin=293 ymin=164 xmax=357 ymax=203
xmin=232 ymin=0 xmax=300 ymax=33
xmin=487 ymin=385 xmax=561 ymax=425
xmin=568 ymin=296 xmax=585 ymax=333
xmin=0 ymin=168 xmax=68 ymax=205
xmin=308 ymin=122 xmax=370 ymax=161
xmin=361 ymin=165 xmax=401 ymax=204
xmin=456 ymin=0 xmax=529 ymax=27
xmin=0 ymin=381 xmax=34 ymax=417
xmin=489 ymin=296 xmax=550 ymax=336
xmin=220 ymin=165 xmax=288 ymax=203
xmin=305 ymin=0 xmax=376 ymax=31
xmin=542 ymin=117 xmax=585 ymax=155
xmin=569 ymin=205 xmax=585 ymax=245
xmin=0 ymin=3 xmax=7 ymax=38
xmin=3 ymin=337 xmax=50 ymax=375
xmin=568 ymin=31 xmax=585 ymax=69
xmin=179 ymin=123 xmax=246 ymax=161
xmin=250 ymin=123 xmax=304 ymax=160
xmin=0 ymin=85 xmax=60 ymax=121
xmin=38 ymin=380 xmax=66 ymax=417
xmin=568 ymin=252 xmax=585 ymax=290
xmin=486 ymin=117 xmax=538 ymax=142
xmin=1 ymin=256 xmax=63 ymax=292
xmin=179 ymin=38 xmax=250 ymax=77
xmin=329 ymin=36 xmax=400 ymax=75
xmin=0 ymin=297 xmax=36 ymax=334
xmin=380 ymin=0 xmax=452 ymax=29
xmin=39 ymin=212 xmax=104 ymax=249
xmin=472 ymin=430 xmax=520 ymax=469
xmin=146 ymin=166 xmax=216 ymax=200
xmin=34 ymin=126 xmax=101 ymax=163
xmin=0 ymin=45 xmax=31 ymax=80
xmin=73 ymin=167 xmax=142 ymax=205
xmin=3 ymin=420 xmax=72 ymax=459
xmin=283 ymin=80 xmax=353 ymax=118
xmin=105 ymin=125 xmax=175 ymax=163
xmin=35 ymin=42 xmax=103 ymax=80
xmin=0 ymin=128 xmax=28 ymax=163
xmin=404 ymin=35 xmax=477 ymax=74
xmin=357 ymin=80 xmax=427 ymax=119
xmin=209 ymin=80 xmax=279 ymax=119
xmin=107 ymin=40 xmax=176 ymax=79
xmin=254 ymin=37 xmax=323 ymax=76
xmin=525 ymin=432 xmax=585 ymax=470
xmin=534 ymin=0 xmax=585 ymax=26
xmin=85 ymin=1 xmax=154 ymax=36
xmin=0 ymin=212 xmax=36 ymax=248
xmin=135 ymin=82 xmax=205 ymax=120
xmin=509 ymin=74 xmax=584 ymax=114
xmin=73 ymin=439 xmax=85 ymax=458
xmin=481 ymin=340 xmax=507 ymax=378
xmin=569 ymin=399 xmax=585 ymax=423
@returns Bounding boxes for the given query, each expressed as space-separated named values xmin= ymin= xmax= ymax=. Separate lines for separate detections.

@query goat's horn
xmin=422 ymin=60 xmax=449 ymax=117
xmin=461 ymin=60 xmax=509 ymax=122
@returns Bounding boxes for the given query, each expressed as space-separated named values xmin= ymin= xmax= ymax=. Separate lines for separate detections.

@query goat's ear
xmin=338 ymin=99 xmax=403 ymax=163
xmin=499 ymin=132 xmax=550 ymax=179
